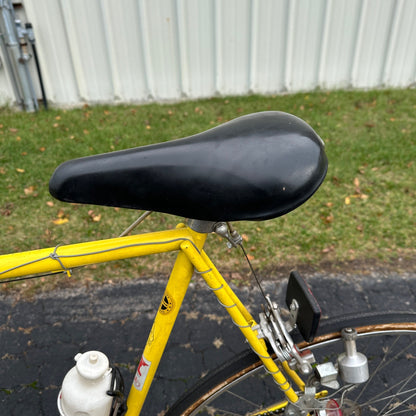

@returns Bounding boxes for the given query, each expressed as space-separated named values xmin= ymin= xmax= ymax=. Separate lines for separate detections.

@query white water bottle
xmin=58 ymin=350 xmax=113 ymax=416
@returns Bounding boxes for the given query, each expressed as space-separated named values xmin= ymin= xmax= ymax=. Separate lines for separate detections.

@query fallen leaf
xmin=1 ymin=203 xmax=13 ymax=216
xmin=24 ymin=186 xmax=35 ymax=195
xmin=53 ymin=218 xmax=69 ymax=225
xmin=353 ymin=177 xmax=360 ymax=188
xmin=246 ymin=254 xmax=255 ymax=261
xmin=344 ymin=196 xmax=351 ymax=205
xmin=213 ymin=337 xmax=223 ymax=349
xmin=16 ymin=168 xmax=25 ymax=173
xmin=332 ymin=176 xmax=340 ymax=186
xmin=321 ymin=214 xmax=334 ymax=224
xmin=46 ymin=201 xmax=54 ymax=207
xmin=242 ymin=234 xmax=249 ymax=242
xmin=88 ymin=210 xmax=101 ymax=222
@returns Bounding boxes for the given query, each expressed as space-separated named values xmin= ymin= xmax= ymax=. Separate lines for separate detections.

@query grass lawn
xmin=0 ymin=89 xmax=415 ymax=292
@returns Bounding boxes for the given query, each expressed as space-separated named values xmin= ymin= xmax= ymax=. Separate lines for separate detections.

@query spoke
xmin=189 ymin=327 xmax=416 ymax=416
xmin=199 ymin=389 xmax=260 ymax=416
xmin=381 ymin=407 xmax=416 ymax=415
xmin=355 ymin=336 xmax=416 ymax=405
xmin=339 ymin=384 xmax=359 ymax=407
xmin=361 ymin=387 xmax=416 ymax=407
xmin=376 ymin=339 xmax=416 ymax=374
xmin=225 ymin=389 xmax=261 ymax=409
xmin=204 ymin=405 xmax=244 ymax=416
xmin=376 ymin=371 xmax=416 ymax=416
xmin=359 ymin=375 xmax=416 ymax=408
xmin=326 ymin=384 xmax=357 ymax=400
xmin=209 ymin=387 xmax=286 ymax=416
xmin=382 ymin=390 xmax=416 ymax=416
xmin=355 ymin=335 xmax=403 ymax=402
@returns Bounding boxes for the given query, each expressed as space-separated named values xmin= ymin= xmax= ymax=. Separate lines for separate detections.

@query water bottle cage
xmin=106 ymin=366 xmax=127 ymax=416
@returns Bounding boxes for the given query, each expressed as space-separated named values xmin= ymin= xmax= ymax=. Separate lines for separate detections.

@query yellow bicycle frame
xmin=0 ymin=223 xmax=301 ymax=415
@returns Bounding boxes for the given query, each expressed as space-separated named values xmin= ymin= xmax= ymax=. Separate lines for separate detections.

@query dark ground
xmin=1 ymin=270 xmax=415 ymax=415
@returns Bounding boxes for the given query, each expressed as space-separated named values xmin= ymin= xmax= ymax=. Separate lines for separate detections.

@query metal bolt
xmin=341 ymin=327 xmax=357 ymax=341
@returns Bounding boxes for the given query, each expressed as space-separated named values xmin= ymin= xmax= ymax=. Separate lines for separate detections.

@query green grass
xmin=0 ymin=89 xmax=415 ymax=291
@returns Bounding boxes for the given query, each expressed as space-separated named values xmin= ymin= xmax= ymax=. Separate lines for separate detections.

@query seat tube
xmin=125 ymin=226 xmax=207 ymax=416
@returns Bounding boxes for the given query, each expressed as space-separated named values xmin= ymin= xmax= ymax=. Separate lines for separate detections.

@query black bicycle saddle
xmin=49 ymin=111 xmax=328 ymax=222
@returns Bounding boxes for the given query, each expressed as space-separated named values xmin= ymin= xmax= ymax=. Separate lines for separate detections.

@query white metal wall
xmin=1 ymin=0 xmax=416 ymax=106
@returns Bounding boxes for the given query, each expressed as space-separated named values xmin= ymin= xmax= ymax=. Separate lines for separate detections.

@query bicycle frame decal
xmin=133 ymin=355 xmax=152 ymax=391
xmin=159 ymin=290 xmax=175 ymax=314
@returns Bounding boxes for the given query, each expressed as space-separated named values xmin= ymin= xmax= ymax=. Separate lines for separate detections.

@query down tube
xmin=125 ymin=233 xmax=207 ymax=416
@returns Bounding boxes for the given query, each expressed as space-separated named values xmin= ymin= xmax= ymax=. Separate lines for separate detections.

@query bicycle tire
xmin=165 ymin=311 xmax=416 ymax=416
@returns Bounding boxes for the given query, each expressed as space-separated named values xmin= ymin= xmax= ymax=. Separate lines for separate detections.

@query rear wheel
xmin=166 ymin=312 xmax=416 ymax=416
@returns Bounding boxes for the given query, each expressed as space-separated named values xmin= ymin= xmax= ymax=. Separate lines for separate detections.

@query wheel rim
xmin=187 ymin=326 xmax=416 ymax=416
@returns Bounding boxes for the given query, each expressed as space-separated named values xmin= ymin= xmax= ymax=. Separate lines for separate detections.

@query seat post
xmin=187 ymin=219 xmax=217 ymax=233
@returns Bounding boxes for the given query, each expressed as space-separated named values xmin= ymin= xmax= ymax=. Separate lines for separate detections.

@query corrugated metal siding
xmin=1 ymin=0 xmax=416 ymax=106
xmin=0 ymin=66 xmax=13 ymax=104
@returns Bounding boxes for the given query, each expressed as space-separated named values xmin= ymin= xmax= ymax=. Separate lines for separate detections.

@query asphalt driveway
xmin=1 ymin=271 xmax=415 ymax=415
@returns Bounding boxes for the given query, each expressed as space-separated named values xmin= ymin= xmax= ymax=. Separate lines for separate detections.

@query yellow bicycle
xmin=1 ymin=112 xmax=415 ymax=416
